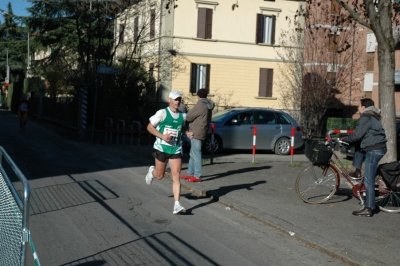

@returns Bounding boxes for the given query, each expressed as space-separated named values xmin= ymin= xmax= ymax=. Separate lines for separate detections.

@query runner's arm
xmin=147 ymin=122 xmax=171 ymax=142
xmin=147 ymin=109 xmax=171 ymax=141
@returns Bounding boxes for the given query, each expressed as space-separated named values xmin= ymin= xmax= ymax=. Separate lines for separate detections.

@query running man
xmin=17 ymin=93 xmax=30 ymax=132
xmin=146 ymin=90 xmax=188 ymax=214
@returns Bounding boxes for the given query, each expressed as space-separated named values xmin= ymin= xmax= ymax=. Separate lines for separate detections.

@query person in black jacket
xmin=341 ymin=98 xmax=387 ymax=217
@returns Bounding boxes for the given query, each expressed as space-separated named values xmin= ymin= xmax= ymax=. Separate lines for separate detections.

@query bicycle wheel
xmin=376 ymin=188 xmax=400 ymax=213
xmin=295 ymin=164 xmax=339 ymax=204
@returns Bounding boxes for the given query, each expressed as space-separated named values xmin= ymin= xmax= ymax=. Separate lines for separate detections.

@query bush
xmin=326 ymin=117 xmax=357 ymax=131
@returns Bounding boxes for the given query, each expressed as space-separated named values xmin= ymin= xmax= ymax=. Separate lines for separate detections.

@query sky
xmin=2 ymin=0 xmax=33 ymax=17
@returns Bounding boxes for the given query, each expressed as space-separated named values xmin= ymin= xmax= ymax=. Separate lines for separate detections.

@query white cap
xmin=169 ymin=90 xmax=182 ymax=99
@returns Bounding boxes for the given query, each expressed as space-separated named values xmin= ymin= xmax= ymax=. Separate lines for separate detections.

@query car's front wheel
xmin=274 ymin=138 xmax=290 ymax=155
xmin=203 ymin=135 xmax=222 ymax=154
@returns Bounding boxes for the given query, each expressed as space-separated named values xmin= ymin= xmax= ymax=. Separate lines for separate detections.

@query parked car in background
xmin=183 ymin=107 xmax=303 ymax=155
xmin=340 ymin=121 xmax=400 ymax=158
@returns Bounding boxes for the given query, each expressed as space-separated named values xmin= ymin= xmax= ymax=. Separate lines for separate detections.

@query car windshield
xmin=211 ymin=110 xmax=237 ymax=122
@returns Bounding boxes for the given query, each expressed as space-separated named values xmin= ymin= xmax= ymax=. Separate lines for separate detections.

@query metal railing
xmin=104 ymin=118 xmax=143 ymax=147
xmin=0 ymin=147 xmax=40 ymax=266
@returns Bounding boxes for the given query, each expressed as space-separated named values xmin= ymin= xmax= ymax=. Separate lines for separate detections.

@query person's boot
xmin=349 ymin=169 xmax=361 ymax=179
xmin=352 ymin=207 xmax=374 ymax=217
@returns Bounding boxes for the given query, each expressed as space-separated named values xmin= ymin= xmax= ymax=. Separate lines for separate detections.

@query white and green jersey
xmin=150 ymin=107 xmax=185 ymax=154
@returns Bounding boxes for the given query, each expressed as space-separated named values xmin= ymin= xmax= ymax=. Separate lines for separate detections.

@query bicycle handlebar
xmin=325 ymin=129 xmax=354 ymax=146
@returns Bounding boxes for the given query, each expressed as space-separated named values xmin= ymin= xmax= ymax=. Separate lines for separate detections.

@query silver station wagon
xmin=183 ymin=107 xmax=304 ymax=155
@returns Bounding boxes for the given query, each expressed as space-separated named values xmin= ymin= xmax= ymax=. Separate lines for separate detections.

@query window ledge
xmin=192 ymin=37 xmax=217 ymax=42
xmin=259 ymin=7 xmax=282 ymax=16
xmin=195 ymin=0 xmax=219 ymax=10
xmin=257 ymin=43 xmax=277 ymax=47
xmin=191 ymin=93 xmax=215 ymax=97
xmin=255 ymin=96 xmax=277 ymax=100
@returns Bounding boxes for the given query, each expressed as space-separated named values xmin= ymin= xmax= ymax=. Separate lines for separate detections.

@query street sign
xmin=97 ymin=66 xmax=120 ymax=75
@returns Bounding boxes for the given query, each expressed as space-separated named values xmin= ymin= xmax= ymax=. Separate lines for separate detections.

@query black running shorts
xmin=152 ymin=149 xmax=181 ymax=163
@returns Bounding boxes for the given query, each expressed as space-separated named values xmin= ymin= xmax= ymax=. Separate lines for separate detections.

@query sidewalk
xmin=178 ymin=152 xmax=398 ymax=265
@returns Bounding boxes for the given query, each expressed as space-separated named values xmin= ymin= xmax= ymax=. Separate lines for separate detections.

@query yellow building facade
xmin=166 ymin=0 xmax=305 ymax=109
xmin=116 ymin=0 xmax=306 ymax=110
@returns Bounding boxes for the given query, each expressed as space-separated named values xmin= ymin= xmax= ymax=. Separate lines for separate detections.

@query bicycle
xmin=295 ymin=130 xmax=400 ymax=212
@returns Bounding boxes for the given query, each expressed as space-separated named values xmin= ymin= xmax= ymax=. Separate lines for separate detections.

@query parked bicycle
xmin=295 ymin=130 xmax=400 ymax=212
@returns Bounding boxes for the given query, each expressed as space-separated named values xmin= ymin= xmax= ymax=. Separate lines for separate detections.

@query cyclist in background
xmin=341 ymin=98 xmax=387 ymax=217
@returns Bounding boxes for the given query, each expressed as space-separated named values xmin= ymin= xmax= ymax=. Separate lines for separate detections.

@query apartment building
xmin=303 ymin=0 xmax=366 ymax=119
xmin=115 ymin=0 xmax=306 ymax=109
xmin=312 ymin=1 xmax=400 ymax=119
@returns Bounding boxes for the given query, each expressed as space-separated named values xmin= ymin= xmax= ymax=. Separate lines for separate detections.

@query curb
xmin=179 ymin=179 xmax=361 ymax=266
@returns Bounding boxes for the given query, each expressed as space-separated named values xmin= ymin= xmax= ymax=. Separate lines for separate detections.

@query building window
xmin=259 ymin=68 xmax=274 ymax=97
xmin=331 ymin=0 xmax=340 ymax=15
xmin=256 ymin=14 xmax=276 ymax=45
xmin=197 ymin=8 xmax=213 ymax=39
xmin=366 ymin=53 xmax=374 ymax=71
xmin=329 ymin=34 xmax=338 ymax=52
xmin=149 ymin=63 xmax=154 ymax=78
xmin=326 ymin=72 xmax=336 ymax=87
xmin=119 ymin=24 xmax=125 ymax=44
xmin=150 ymin=9 xmax=156 ymax=39
xmin=396 ymin=41 xmax=400 ymax=50
xmin=190 ymin=64 xmax=210 ymax=93
xmin=134 ymin=17 xmax=139 ymax=42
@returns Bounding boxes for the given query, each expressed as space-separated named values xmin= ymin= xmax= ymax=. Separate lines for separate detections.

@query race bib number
xmin=162 ymin=128 xmax=179 ymax=146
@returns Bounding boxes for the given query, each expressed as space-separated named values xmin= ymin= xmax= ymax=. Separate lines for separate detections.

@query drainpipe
xmin=157 ymin=0 xmax=164 ymax=109
xmin=349 ymin=21 xmax=355 ymax=117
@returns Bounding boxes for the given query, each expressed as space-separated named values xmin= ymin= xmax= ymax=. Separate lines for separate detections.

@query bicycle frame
xmin=325 ymin=129 xmax=373 ymax=204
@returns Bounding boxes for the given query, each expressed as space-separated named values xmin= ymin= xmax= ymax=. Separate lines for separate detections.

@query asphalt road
xmin=1 ymin=110 xmax=397 ymax=265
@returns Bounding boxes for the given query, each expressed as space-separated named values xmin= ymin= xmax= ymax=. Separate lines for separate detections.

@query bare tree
xmin=275 ymin=2 xmax=363 ymax=138
xmin=333 ymin=0 xmax=399 ymax=162
xmin=115 ymin=0 xmax=185 ymax=103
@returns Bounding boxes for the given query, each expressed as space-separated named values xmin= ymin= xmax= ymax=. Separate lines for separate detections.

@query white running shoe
xmin=173 ymin=202 xmax=186 ymax=215
xmin=146 ymin=166 xmax=155 ymax=185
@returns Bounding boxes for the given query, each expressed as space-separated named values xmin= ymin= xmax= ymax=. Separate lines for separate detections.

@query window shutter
xmin=366 ymin=53 xmax=374 ymax=71
xmin=149 ymin=63 xmax=154 ymax=78
xmin=119 ymin=24 xmax=125 ymax=44
xmin=256 ymin=14 xmax=263 ymax=43
xmin=266 ymin=69 xmax=273 ymax=97
xmin=134 ymin=17 xmax=139 ymax=42
xmin=197 ymin=8 xmax=207 ymax=39
xmin=331 ymin=0 xmax=341 ymax=15
xmin=259 ymin=68 xmax=273 ymax=97
xmin=150 ymin=9 xmax=156 ymax=39
xmin=271 ymin=16 xmax=276 ymax=45
xmin=329 ymin=35 xmax=338 ymax=52
xmin=190 ymin=63 xmax=197 ymax=93
xmin=259 ymin=68 xmax=268 ymax=96
xmin=206 ymin=9 xmax=213 ymax=39
xmin=206 ymin=64 xmax=211 ymax=91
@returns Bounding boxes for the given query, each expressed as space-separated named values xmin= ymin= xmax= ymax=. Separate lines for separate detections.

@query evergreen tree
xmin=0 ymin=2 xmax=28 ymax=83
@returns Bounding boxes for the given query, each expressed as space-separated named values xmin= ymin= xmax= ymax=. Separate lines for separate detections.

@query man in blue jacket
xmin=342 ymin=98 xmax=387 ymax=217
